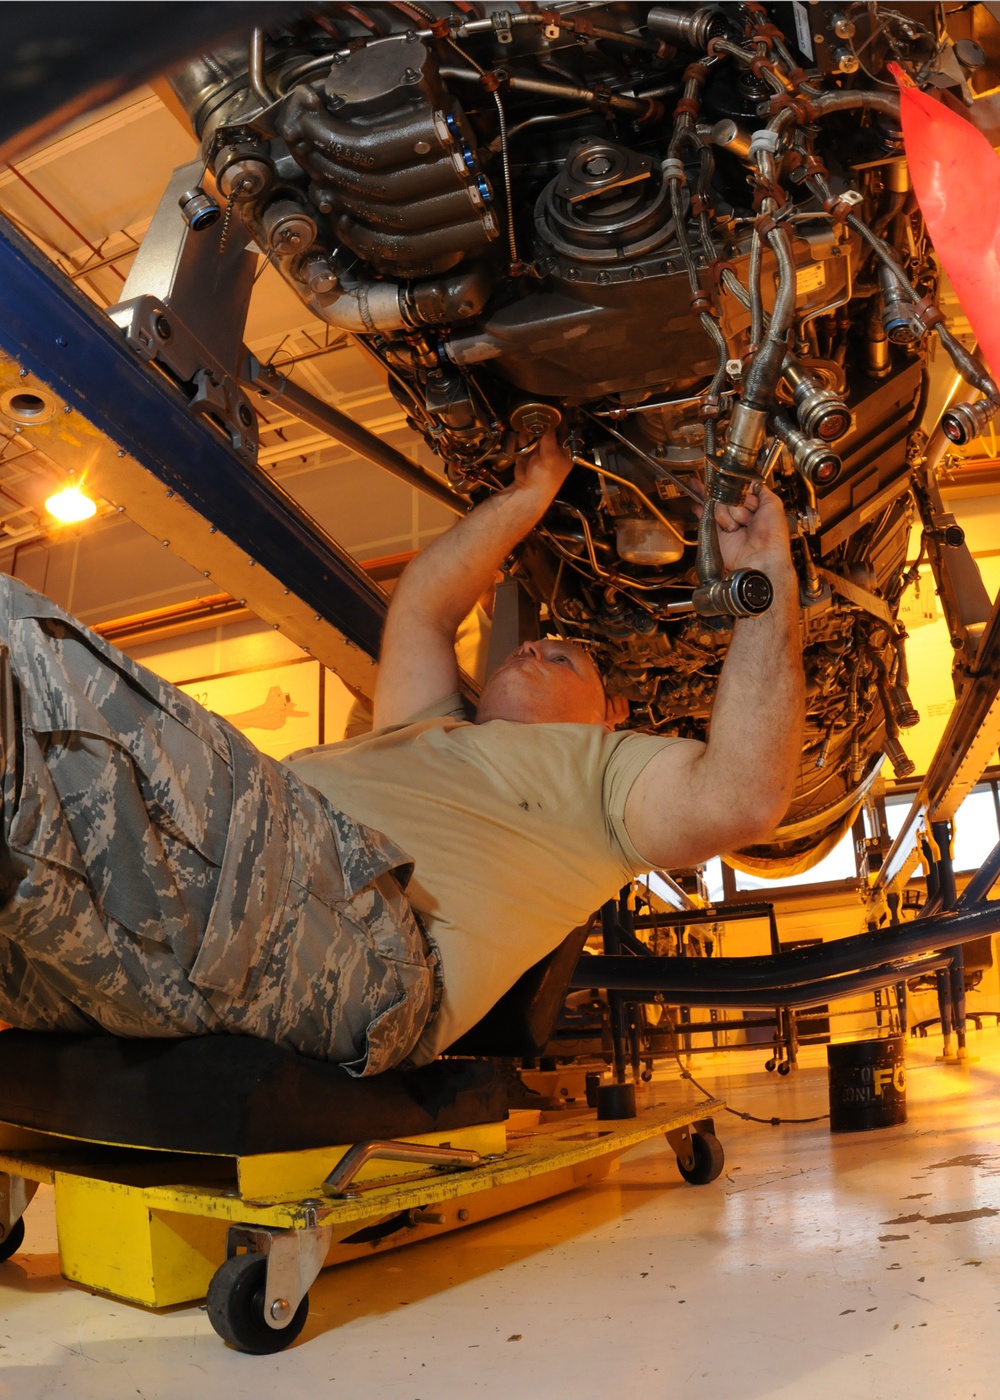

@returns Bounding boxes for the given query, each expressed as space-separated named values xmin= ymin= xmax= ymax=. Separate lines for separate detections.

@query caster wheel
xmin=777 ymin=1061 xmax=791 ymax=1076
xmin=641 ymin=1070 xmax=653 ymax=1083
xmin=0 ymin=1216 xmax=24 ymax=1262
xmin=676 ymin=1131 xmax=725 ymax=1186
xmin=764 ymin=1058 xmax=776 ymax=1072
xmin=206 ymin=1253 xmax=308 ymax=1354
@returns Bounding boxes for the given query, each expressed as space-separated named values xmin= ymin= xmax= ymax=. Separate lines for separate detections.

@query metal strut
xmin=0 ymin=211 xmax=391 ymax=689
xmin=571 ymin=893 xmax=1000 ymax=1007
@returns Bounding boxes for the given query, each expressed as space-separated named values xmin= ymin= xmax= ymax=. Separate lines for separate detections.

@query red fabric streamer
xmin=892 ymin=62 xmax=1000 ymax=379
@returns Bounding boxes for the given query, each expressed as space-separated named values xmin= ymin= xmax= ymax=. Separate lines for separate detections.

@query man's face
xmin=475 ymin=638 xmax=609 ymax=726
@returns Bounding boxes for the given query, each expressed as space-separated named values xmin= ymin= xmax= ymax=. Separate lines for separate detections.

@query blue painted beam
xmin=0 ymin=213 xmax=386 ymax=660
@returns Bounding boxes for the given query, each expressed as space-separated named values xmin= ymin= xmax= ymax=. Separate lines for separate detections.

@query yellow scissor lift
xmin=0 ymin=1084 xmax=724 ymax=1353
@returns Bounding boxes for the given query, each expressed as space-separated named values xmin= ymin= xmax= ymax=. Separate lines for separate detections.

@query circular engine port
xmin=537 ymin=138 xmax=675 ymax=264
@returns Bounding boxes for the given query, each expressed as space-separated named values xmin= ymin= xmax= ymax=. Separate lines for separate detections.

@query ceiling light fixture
xmin=45 ymin=483 xmax=97 ymax=524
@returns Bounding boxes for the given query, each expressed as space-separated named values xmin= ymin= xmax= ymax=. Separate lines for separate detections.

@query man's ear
xmin=604 ymin=693 xmax=630 ymax=729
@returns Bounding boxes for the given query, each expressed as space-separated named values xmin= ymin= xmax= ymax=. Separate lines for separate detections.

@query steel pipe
xmin=248 ymin=358 xmax=466 ymax=516
xmin=570 ymin=900 xmax=1000 ymax=997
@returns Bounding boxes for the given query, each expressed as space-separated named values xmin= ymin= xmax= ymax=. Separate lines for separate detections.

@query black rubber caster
xmin=676 ymin=1131 xmax=725 ymax=1186
xmin=206 ymin=1253 xmax=309 ymax=1354
xmin=0 ymin=1216 xmax=25 ymax=1262
xmin=777 ymin=1061 xmax=791 ymax=1076
xmin=764 ymin=1058 xmax=776 ymax=1072
xmin=597 ymin=1082 xmax=637 ymax=1119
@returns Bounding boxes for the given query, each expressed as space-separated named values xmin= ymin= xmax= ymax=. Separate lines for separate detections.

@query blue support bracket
xmin=0 ymin=212 xmax=387 ymax=661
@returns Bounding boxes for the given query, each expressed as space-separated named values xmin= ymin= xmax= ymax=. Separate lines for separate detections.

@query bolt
xmin=117 ymin=449 xmax=125 ymax=457
xmin=402 ymin=66 xmax=421 ymax=84
xmin=209 ymin=525 xmax=217 ymax=534
xmin=414 ymin=139 xmax=431 ymax=155
xmin=458 ymin=1208 xmax=470 ymax=1221
xmin=18 ymin=368 xmax=27 ymax=378
xmin=270 ymin=1299 xmax=291 ymax=1321
xmin=63 ymin=404 xmax=71 ymax=413
xmin=238 ymin=403 xmax=253 ymax=427
xmin=154 ymin=315 xmax=172 ymax=341
xmin=165 ymin=489 xmax=173 ymax=497
xmin=55 ymin=335 xmax=67 ymax=347
xmin=161 ymin=539 xmax=169 ymax=547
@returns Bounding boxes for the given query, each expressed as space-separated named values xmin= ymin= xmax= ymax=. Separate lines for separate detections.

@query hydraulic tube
xmin=692 ymin=450 xmax=772 ymax=619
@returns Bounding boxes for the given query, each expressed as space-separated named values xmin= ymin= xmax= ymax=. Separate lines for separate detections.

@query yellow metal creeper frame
xmin=0 ymin=1091 xmax=723 ymax=1349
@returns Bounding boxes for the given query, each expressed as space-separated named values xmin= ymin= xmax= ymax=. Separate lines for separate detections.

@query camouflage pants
xmin=0 ymin=577 xmax=441 ymax=1076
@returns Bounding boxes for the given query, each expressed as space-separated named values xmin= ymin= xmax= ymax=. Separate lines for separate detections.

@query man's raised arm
xmin=623 ymin=486 xmax=805 ymax=869
xmin=373 ymin=434 xmax=571 ymax=729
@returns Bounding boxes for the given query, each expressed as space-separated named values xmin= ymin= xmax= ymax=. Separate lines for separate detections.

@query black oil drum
xmin=826 ymin=1037 xmax=907 ymax=1133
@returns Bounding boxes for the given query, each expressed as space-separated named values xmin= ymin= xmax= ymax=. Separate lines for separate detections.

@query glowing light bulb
xmin=45 ymin=484 xmax=97 ymax=523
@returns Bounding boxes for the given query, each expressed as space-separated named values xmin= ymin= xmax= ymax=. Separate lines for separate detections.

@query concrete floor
xmin=3 ymin=1029 xmax=1000 ymax=1400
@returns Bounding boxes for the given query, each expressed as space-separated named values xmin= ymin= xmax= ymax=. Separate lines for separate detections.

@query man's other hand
xmin=697 ymin=484 xmax=795 ymax=580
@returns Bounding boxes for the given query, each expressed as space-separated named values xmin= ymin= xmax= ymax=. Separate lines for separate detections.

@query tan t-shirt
xmin=284 ymin=699 xmax=685 ymax=1062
